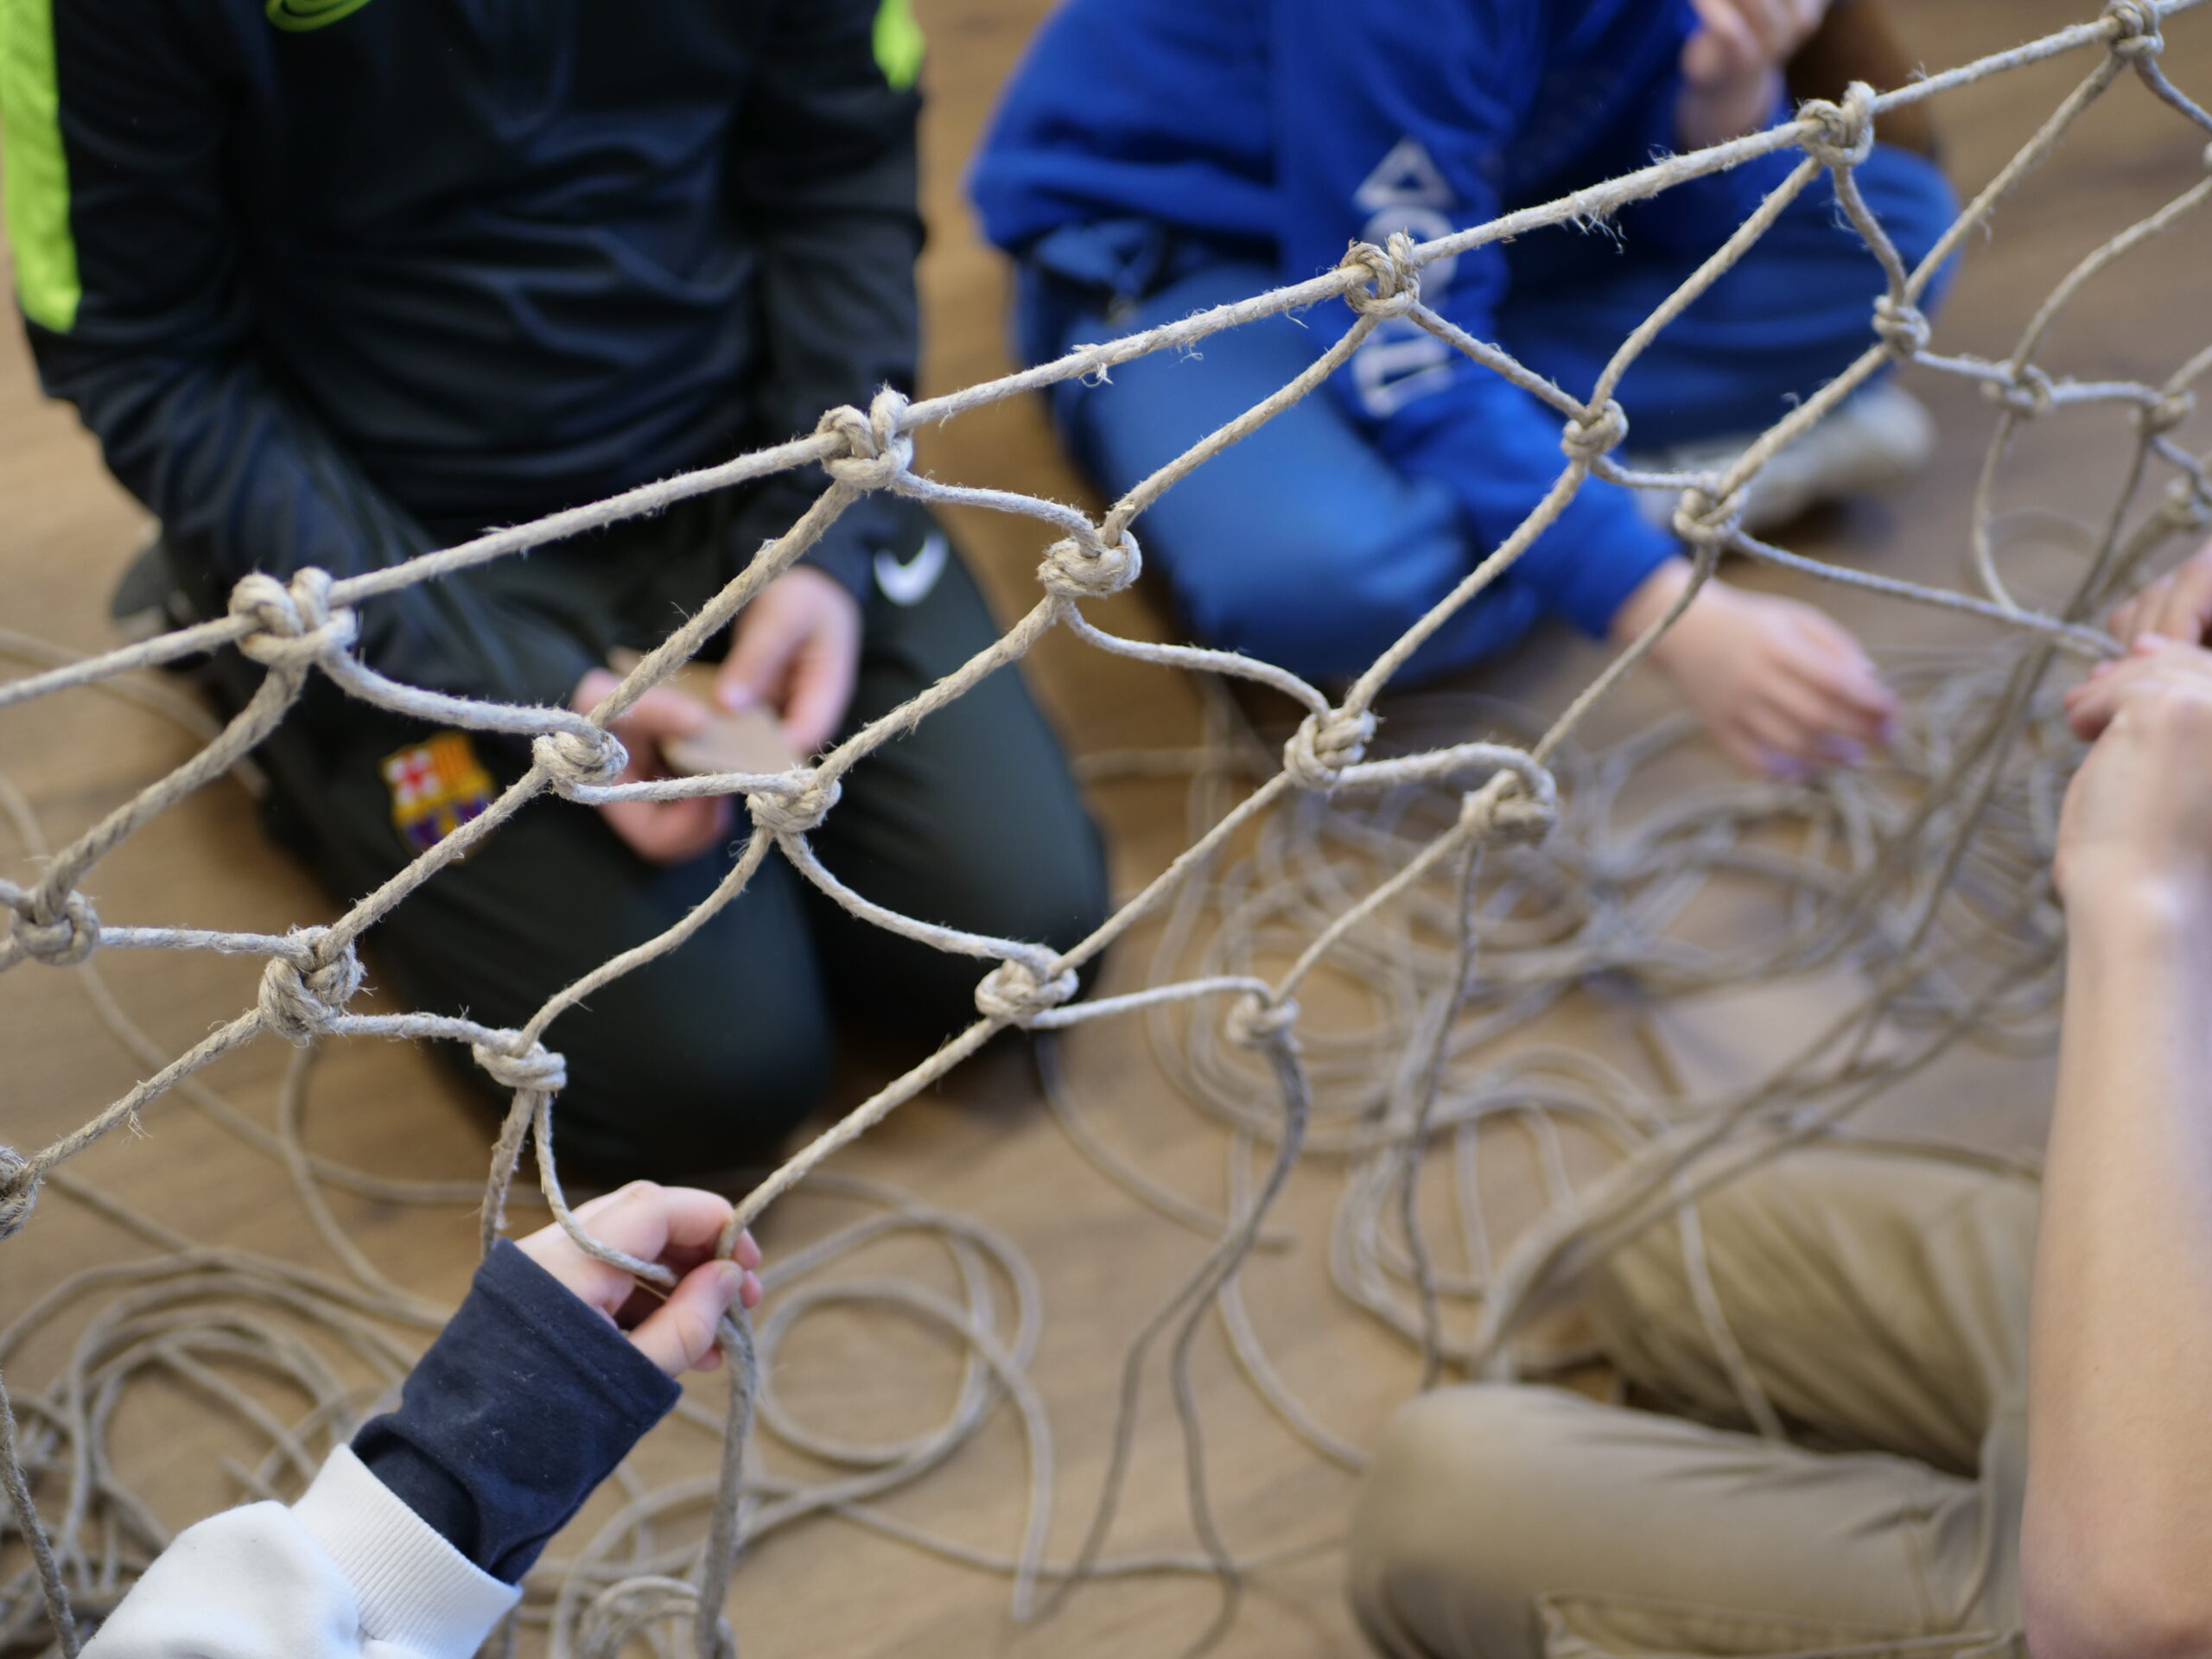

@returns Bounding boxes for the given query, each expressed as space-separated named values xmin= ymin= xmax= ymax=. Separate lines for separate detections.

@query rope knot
xmin=2164 ymin=474 xmax=2212 ymax=531
xmin=1039 ymin=529 xmax=1141 ymax=601
xmin=0 ymin=1146 xmax=36 ymax=1241
xmin=11 ymin=889 xmax=99 ymax=966
xmin=1224 ymin=993 xmax=1299 ymax=1050
xmin=1872 ymin=296 xmax=1931 ymax=358
xmin=817 ymin=389 xmax=915 ymax=493
xmin=2142 ymin=388 xmax=2196 ymax=436
xmin=1798 ymin=83 xmax=1876 ymax=170
xmin=747 ymin=772 xmax=842 ymax=837
xmin=973 ymin=958 xmax=1078 ymax=1027
xmin=2106 ymin=1 xmax=2163 ymax=56
xmin=1339 ymin=233 xmax=1421 ymax=321
xmin=228 ymin=568 xmax=359 ymax=673
xmin=1672 ymin=486 xmax=1745 ymax=548
xmin=533 ymin=726 xmax=629 ymax=791
xmin=1283 ymin=709 xmax=1376 ymax=792
xmin=470 ymin=1035 xmax=569 ymax=1095
xmin=257 ymin=934 xmax=364 ymax=1046
xmin=1560 ymin=401 xmax=1629 ymax=467
xmin=1983 ymin=364 xmax=2055 ymax=418
xmin=1461 ymin=775 xmax=1558 ymax=846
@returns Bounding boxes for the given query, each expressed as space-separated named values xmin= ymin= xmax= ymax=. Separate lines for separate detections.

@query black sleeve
xmin=733 ymin=0 xmax=928 ymax=596
xmin=352 ymin=1241 xmax=681 ymax=1584
xmin=16 ymin=1 xmax=594 ymax=709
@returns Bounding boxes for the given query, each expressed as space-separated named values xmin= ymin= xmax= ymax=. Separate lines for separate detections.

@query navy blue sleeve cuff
xmin=352 ymin=1239 xmax=682 ymax=1584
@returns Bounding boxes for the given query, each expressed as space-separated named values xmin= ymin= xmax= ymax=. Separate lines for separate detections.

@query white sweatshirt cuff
xmin=292 ymin=1446 xmax=519 ymax=1659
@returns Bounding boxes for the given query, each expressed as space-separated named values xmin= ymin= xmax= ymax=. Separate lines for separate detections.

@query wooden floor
xmin=3 ymin=3 xmax=2209 ymax=1654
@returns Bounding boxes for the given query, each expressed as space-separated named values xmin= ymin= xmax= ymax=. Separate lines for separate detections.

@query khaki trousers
xmin=1347 ymin=1146 xmax=2036 ymax=1659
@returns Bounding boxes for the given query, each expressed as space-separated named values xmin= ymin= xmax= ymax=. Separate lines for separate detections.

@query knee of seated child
xmin=1351 ymin=1386 xmax=1569 ymax=1568
xmin=548 ymin=1006 xmax=834 ymax=1182
xmin=990 ymin=830 xmax=1112 ymax=960
xmin=906 ymin=817 xmax=1111 ymax=980
xmin=1347 ymin=1385 xmax=1598 ymax=1657
xmin=1174 ymin=511 xmax=1465 ymax=683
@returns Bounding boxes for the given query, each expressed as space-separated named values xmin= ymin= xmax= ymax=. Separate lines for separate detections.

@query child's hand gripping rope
xmin=2103 ymin=538 xmax=2212 ymax=651
xmin=518 ymin=1182 xmax=765 ymax=1376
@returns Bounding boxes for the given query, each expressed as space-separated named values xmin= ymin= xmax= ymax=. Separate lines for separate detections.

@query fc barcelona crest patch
xmin=381 ymin=733 xmax=496 ymax=854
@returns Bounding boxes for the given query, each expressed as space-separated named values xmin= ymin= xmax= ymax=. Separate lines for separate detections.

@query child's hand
xmin=517 ymin=1182 xmax=764 ymax=1377
xmin=2057 ymin=637 xmax=2212 ymax=913
xmin=714 ymin=565 xmax=863 ymax=759
xmin=1678 ymin=0 xmax=1829 ymax=149
xmin=570 ymin=667 xmax=735 ymax=866
xmin=2105 ymin=540 xmax=2212 ymax=651
xmin=1618 ymin=561 xmax=1896 ymax=778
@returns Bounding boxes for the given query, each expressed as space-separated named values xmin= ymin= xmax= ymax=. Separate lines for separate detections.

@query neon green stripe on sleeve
xmin=0 ymin=0 xmax=78 ymax=333
xmin=873 ymin=0 xmax=925 ymax=92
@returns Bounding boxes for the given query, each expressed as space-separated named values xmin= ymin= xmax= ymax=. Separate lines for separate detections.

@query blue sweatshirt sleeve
xmin=1554 ymin=0 xmax=1802 ymax=261
xmin=1270 ymin=0 xmax=1679 ymax=639
xmin=352 ymin=1241 xmax=681 ymax=1585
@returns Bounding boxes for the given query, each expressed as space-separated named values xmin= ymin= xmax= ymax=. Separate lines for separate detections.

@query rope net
xmin=3 ymin=2 xmax=2210 ymax=1652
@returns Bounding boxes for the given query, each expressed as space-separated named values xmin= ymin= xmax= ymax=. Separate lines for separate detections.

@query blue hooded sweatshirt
xmin=970 ymin=0 xmax=1802 ymax=639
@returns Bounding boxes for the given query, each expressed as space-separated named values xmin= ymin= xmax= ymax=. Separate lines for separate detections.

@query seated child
xmin=12 ymin=0 xmax=1109 ymax=1180
xmin=1344 ymin=561 xmax=2212 ymax=1657
xmin=971 ymin=0 xmax=1958 ymax=776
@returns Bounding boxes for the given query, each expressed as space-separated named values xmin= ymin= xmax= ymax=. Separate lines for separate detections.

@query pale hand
xmin=516 ymin=1182 xmax=764 ymax=1378
xmin=1677 ymin=0 xmax=1831 ymax=149
xmin=713 ymin=565 xmax=863 ymax=759
xmin=570 ymin=667 xmax=734 ymax=866
xmin=2104 ymin=538 xmax=2212 ymax=650
xmin=1618 ymin=560 xmax=1897 ymax=778
xmin=2057 ymin=638 xmax=2212 ymax=916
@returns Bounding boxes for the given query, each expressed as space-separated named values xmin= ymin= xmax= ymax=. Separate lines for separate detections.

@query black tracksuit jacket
xmin=11 ymin=0 xmax=923 ymax=708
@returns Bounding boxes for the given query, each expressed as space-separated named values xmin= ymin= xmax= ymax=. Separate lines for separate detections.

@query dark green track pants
xmin=241 ymin=498 xmax=1109 ymax=1182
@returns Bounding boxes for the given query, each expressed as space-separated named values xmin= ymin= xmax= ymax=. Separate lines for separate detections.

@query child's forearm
xmin=2024 ymin=887 xmax=2212 ymax=1657
xmin=1606 ymin=556 xmax=1696 ymax=645
xmin=82 ymin=1241 xmax=683 ymax=1657
xmin=351 ymin=1239 xmax=681 ymax=1584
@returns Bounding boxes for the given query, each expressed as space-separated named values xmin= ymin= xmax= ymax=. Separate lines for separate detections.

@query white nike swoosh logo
xmin=874 ymin=531 xmax=948 ymax=607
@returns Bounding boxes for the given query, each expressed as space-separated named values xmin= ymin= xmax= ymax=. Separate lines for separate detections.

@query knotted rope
xmin=229 ymin=569 xmax=359 ymax=674
xmin=0 ymin=1149 xmax=36 ymax=1243
xmin=818 ymin=390 xmax=918 ymax=495
xmin=975 ymin=959 xmax=1081 ymax=1027
xmin=3 ymin=7 xmax=2209 ymax=1656
xmin=1282 ymin=709 xmax=1377 ymax=792
xmin=747 ymin=774 xmax=844 ymax=840
xmin=6 ymin=887 xmax=99 ymax=968
xmin=471 ymin=1038 xmax=569 ymax=1096
xmin=1338 ymin=232 xmax=1422 ymax=321
xmin=1872 ymin=296 xmax=1933 ymax=358
xmin=1560 ymin=401 xmax=1631 ymax=467
xmin=1039 ymin=530 xmax=1142 ymax=601
xmin=537 ymin=727 xmax=631 ymax=792
xmin=1799 ymin=82 xmax=1878 ymax=170
xmin=257 ymin=940 xmax=366 ymax=1047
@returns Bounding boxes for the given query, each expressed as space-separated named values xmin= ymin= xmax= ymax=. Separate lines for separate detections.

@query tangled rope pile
xmin=4 ymin=3 xmax=2212 ymax=1652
